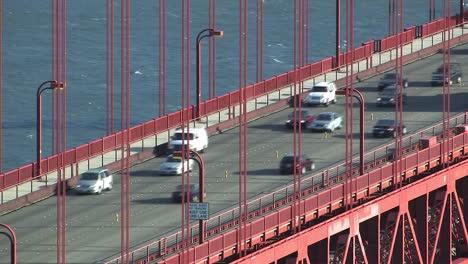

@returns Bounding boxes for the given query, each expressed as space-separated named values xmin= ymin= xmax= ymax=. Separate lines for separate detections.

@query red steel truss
xmin=232 ymin=159 xmax=468 ymax=264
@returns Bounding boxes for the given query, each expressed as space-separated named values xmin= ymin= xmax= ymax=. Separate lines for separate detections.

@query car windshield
xmin=81 ymin=172 xmax=99 ymax=181
xmin=281 ymin=156 xmax=297 ymax=163
xmin=311 ymin=86 xmax=327 ymax=92
xmin=172 ymin=132 xmax=194 ymax=140
xmin=435 ymin=64 xmax=458 ymax=73
xmin=376 ymin=119 xmax=395 ymax=126
xmin=166 ymin=156 xmax=182 ymax=163
xmin=316 ymin=114 xmax=332 ymax=121
xmin=176 ymin=184 xmax=197 ymax=191
xmin=381 ymin=88 xmax=396 ymax=96
xmin=382 ymin=73 xmax=396 ymax=80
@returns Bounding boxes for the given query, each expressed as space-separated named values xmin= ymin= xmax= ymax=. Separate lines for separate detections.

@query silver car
xmin=75 ymin=168 xmax=113 ymax=195
xmin=159 ymin=155 xmax=194 ymax=175
xmin=309 ymin=112 xmax=343 ymax=133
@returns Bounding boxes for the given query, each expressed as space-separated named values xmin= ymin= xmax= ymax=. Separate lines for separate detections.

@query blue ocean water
xmin=1 ymin=0 xmax=454 ymax=172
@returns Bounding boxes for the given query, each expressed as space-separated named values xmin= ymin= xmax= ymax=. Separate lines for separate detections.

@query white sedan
xmin=159 ymin=155 xmax=194 ymax=175
xmin=308 ymin=112 xmax=343 ymax=133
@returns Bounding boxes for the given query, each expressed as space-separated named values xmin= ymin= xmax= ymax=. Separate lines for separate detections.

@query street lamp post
xmin=188 ymin=150 xmax=205 ymax=244
xmin=36 ymin=80 xmax=59 ymax=177
xmin=336 ymin=89 xmax=365 ymax=175
xmin=196 ymin=28 xmax=223 ymax=120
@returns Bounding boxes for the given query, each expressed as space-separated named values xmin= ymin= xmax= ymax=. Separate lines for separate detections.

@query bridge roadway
xmin=1 ymin=44 xmax=468 ymax=264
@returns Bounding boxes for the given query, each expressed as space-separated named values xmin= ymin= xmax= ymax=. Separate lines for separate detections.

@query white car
xmin=309 ymin=112 xmax=343 ymax=132
xmin=168 ymin=128 xmax=209 ymax=153
xmin=303 ymin=81 xmax=337 ymax=107
xmin=159 ymin=155 xmax=194 ymax=175
xmin=75 ymin=168 xmax=113 ymax=195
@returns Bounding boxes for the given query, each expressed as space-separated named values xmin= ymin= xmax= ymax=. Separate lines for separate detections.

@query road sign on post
xmin=189 ymin=202 xmax=209 ymax=220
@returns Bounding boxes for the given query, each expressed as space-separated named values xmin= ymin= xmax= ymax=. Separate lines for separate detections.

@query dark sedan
xmin=171 ymin=183 xmax=206 ymax=202
xmin=285 ymin=109 xmax=316 ymax=129
xmin=377 ymin=72 xmax=409 ymax=91
xmin=279 ymin=153 xmax=315 ymax=175
xmin=372 ymin=119 xmax=407 ymax=138
xmin=376 ymin=86 xmax=407 ymax=107
xmin=431 ymin=62 xmax=462 ymax=86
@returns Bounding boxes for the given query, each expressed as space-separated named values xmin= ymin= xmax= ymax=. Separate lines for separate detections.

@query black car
xmin=372 ymin=119 xmax=407 ymax=138
xmin=377 ymin=72 xmax=408 ymax=91
xmin=376 ymin=86 xmax=407 ymax=107
xmin=279 ymin=153 xmax=315 ymax=175
xmin=431 ymin=62 xmax=462 ymax=86
xmin=171 ymin=183 xmax=206 ymax=202
xmin=285 ymin=109 xmax=316 ymax=129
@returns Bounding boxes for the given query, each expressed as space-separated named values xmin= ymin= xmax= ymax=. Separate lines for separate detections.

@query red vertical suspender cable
xmin=237 ymin=0 xmax=248 ymax=257
xmin=430 ymin=0 xmax=436 ymax=21
xmin=52 ymin=0 xmax=67 ymax=262
xmin=399 ymin=0 xmax=404 ymax=188
xmin=256 ymin=0 xmax=264 ymax=83
xmin=388 ymin=0 xmax=391 ymax=35
xmin=125 ymin=0 xmax=131 ymax=259
xmin=304 ymin=0 xmax=309 ymax=65
xmin=51 ymin=0 xmax=56 ymax=156
xmin=158 ymin=0 xmax=166 ymax=116
xmin=180 ymin=0 xmax=189 ymax=262
xmin=119 ymin=1 xmax=126 ymax=261
xmin=394 ymin=0 xmax=399 ymax=189
xmin=244 ymin=0 xmax=249 ymax=256
xmin=0 ymin=0 xmax=2 ymax=174
xmin=242 ymin=0 xmax=248 ymax=256
xmin=179 ymin=0 xmax=191 ymax=262
xmin=179 ymin=0 xmax=185 ymax=260
xmin=344 ymin=0 xmax=354 ymax=211
xmin=60 ymin=0 xmax=67 ymax=262
xmin=185 ymin=0 xmax=191 ymax=260
xmin=393 ymin=0 xmax=403 ymax=192
xmin=106 ymin=0 xmax=110 ymax=134
xmin=107 ymin=0 xmax=115 ymax=134
xmin=54 ymin=0 xmax=62 ymax=257
xmin=208 ymin=0 xmax=216 ymax=98
xmin=237 ymin=0 xmax=241 ymax=256
xmin=351 ymin=0 xmax=355 ymax=210
xmin=292 ymin=0 xmax=305 ymax=235
xmin=292 ymin=0 xmax=298 ymax=235
xmin=119 ymin=0 xmax=131 ymax=262
xmin=398 ymin=0 xmax=405 ymax=249
xmin=51 ymin=0 xmax=57 ymax=261
xmin=344 ymin=0 xmax=349 ymax=211
xmin=441 ymin=0 xmax=451 ymax=169
xmin=299 ymin=0 xmax=304 ymax=231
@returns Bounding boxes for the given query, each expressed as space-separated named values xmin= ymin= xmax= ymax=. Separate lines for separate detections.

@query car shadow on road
xmin=407 ymin=81 xmax=432 ymax=88
xmin=231 ymin=168 xmax=279 ymax=176
xmin=129 ymin=170 xmax=161 ymax=177
xmin=133 ymin=197 xmax=174 ymax=204
xmin=249 ymin=123 xmax=291 ymax=132
xmin=331 ymin=132 xmax=376 ymax=139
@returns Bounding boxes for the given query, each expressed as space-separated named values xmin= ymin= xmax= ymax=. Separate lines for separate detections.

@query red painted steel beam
xmin=231 ymin=160 xmax=468 ymax=264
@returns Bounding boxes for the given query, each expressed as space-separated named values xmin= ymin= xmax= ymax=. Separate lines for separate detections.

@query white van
xmin=168 ymin=128 xmax=208 ymax=153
